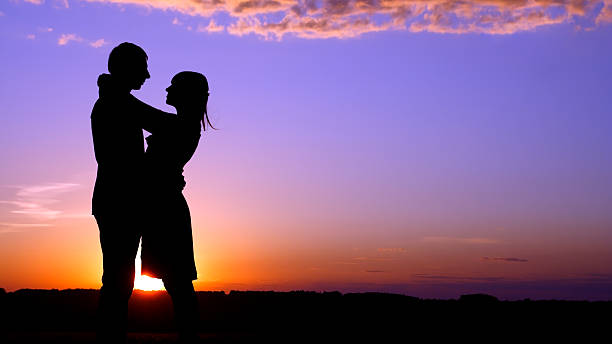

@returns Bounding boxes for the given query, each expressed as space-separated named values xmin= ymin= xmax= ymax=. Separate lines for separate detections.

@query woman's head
xmin=166 ymin=71 xmax=214 ymax=130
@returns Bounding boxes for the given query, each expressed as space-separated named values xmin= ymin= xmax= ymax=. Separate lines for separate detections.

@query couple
xmin=91 ymin=42 xmax=212 ymax=343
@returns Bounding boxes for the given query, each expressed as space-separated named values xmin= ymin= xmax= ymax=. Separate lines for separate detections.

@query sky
xmin=1 ymin=0 xmax=612 ymax=300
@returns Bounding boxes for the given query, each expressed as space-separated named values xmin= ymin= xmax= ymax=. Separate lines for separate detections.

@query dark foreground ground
xmin=1 ymin=288 xmax=610 ymax=343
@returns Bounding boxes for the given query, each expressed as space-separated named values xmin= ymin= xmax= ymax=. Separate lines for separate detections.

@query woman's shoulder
xmin=178 ymin=118 xmax=202 ymax=135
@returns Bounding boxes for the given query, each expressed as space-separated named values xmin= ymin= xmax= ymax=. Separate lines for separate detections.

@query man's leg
xmin=163 ymin=277 xmax=199 ymax=343
xmin=95 ymin=215 xmax=141 ymax=344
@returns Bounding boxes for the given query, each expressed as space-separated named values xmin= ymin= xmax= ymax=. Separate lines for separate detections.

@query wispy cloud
xmin=16 ymin=183 xmax=79 ymax=198
xmin=24 ymin=27 xmax=54 ymax=41
xmin=482 ymin=257 xmax=529 ymax=263
xmin=377 ymin=247 xmax=407 ymax=253
xmin=352 ymin=256 xmax=396 ymax=262
xmin=413 ymin=273 xmax=504 ymax=282
xmin=422 ymin=236 xmax=500 ymax=245
xmin=41 ymin=0 xmax=612 ymax=39
xmin=89 ymin=38 xmax=108 ymax=48
xmin=0 ymin=200 xmax=62 ymax=218
xmin=333 ymin=261 xmax=360 ymax=265
xmin=333 ymin=253 xmax=397 ymax=265
xmin=0 ymin=182 xmax=80 ymax=221
xmin=0 ymin=222 xmax=53 ymax=234
xmin=56 ymin=33 xmax=109 ymax=48
xmin=197 ymin=19 xmax=225 ymax=33
xmin=579 ymin=273 xmax=612 ymax=282
xmin=0 ymin=223 xmax=53 ymax=228
xmin=57 ymin=33 xmax=83 ymax=45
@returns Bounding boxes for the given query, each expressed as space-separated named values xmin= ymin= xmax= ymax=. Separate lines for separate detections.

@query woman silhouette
xmin=140 ymin=71 xmax=213 ymax=343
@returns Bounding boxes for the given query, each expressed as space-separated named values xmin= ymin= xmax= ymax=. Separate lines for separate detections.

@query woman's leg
xmin=163 ymin=277 xmax=199 ymax=343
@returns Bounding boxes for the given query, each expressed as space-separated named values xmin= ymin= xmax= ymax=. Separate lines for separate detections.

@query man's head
xmin=107 ymin=42 xmax=150 ymax=90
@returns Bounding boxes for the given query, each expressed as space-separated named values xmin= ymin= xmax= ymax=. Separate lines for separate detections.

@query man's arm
xmin=91 ymin=98 xmax=135 ymax=167
xmin=129 ymin=95 xmax=176 ymax=134
xmin=97 ymin=73 xmax=176 ymax=134
xmin=91 ymin=99 xmax=117 ymax=165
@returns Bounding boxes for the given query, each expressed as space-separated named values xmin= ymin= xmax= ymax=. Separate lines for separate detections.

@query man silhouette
xmin=91 ymin=42 xmax=174 ymax=343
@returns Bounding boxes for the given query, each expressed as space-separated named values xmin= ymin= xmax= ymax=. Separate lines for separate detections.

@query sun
xmin=134 ymin=243 xmax=165 ymax=291
xmin=134 ymin=274 xmax=165 ymax=291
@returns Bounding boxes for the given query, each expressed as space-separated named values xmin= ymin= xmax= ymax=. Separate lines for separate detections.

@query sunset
xmin=1 ymin=0 xmax=611 ymax=342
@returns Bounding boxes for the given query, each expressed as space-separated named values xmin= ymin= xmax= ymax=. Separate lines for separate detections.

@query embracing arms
xmin=129 ymin=96 xmax=176 ymax=134
xmin=96 ymin=73 xmax=177 ymax=135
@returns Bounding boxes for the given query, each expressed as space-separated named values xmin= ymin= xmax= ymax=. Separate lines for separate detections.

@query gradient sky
xmin=1 ymin=0 xmax=612 ymax=300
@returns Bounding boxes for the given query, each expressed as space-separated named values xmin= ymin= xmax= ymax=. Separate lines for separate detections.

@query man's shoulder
xmin=91 ymin=94 xmax=134 ymax=119
xmin=91 ymin=98 xmax=105 ymax=117
xmin=91 ymin=97 xmax=112 ymax=119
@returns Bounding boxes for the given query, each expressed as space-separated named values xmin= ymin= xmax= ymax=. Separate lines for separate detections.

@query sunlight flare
xmin=134 ymin=242 xmax=165 ymax=291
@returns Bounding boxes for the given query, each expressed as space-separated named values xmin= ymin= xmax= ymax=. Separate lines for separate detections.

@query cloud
xmin=74 ymin=0 xmax=612 ymax=39
xmin=23 ymin=0 xmax=45 ymax=4
xmin=377 ymin=247 xmax=407 ymax=253
xmin=0 ymin=200 xmax=63 ymax=218
xmin=482 ymin=257 xmax=529 ymax=263
xmin=89 ymin=38 xmax=108 ymax=48
xmin=422 ymin=236 xmax=500 ymax=245
xmin=413 ymin=273 xmax=504 ymax=282
xmin=16 ymin=183 xmax=79 ymax=198
xmin=352 ymin=256 xmax=396 ymax=262
xmin=596 ymin=1 xmax=612 ymax=23
xmin=57 ymin=33 xmax=83 ymax=45
xmin=334 ymin=254 xmax=397 ymax=265
xmin=172 ymin=17 xmax=182 ymax=25
xmin=0 ymin=223 xmax=53 ymax=234
xmin=25 ymin=28 xmax=53 ymax=41
xmin=579 ymin=273 xmax=612 ymax=282
xmin=56 ymin=33 xmax=109 ymax=48
xmin=197 ymin=19 xmax=225 ymax=33
xmin=0 ymin=223 xmax=53 ymax=227
xmin=0 ymin=182 xmax=80 ymax=220
xmin=366 ymin=270 xmax=388 ymax=273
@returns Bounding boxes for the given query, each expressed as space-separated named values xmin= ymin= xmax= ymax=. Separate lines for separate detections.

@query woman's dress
xmin=141 ymin=117 xmax=201 ymax=281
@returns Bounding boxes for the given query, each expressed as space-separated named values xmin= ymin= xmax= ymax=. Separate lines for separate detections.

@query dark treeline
xmin=1 ymin=288 xmax=609 ymax=341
